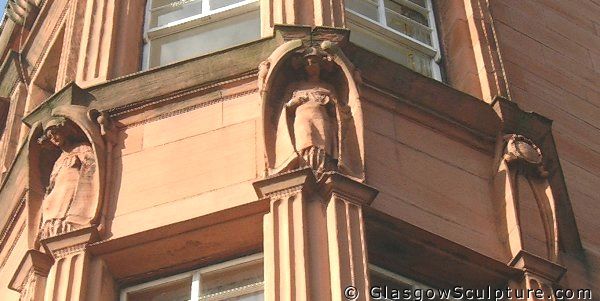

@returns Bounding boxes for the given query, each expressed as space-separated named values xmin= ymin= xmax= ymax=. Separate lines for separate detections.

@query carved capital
xmin=41 ymin=226 xmax=99 ymax=259
xmin=509 ymin=250 xmax=566 ymax=283
xmin=320 ymin=172 xmax=378 ymax=206
xmin=253 ymin=168 xmax=318 ymax=199
xmin=9 ymin=250 xmax=54 ymax=292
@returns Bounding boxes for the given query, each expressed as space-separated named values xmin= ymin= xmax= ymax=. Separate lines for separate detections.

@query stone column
xmin=254 ymin=168 xmax=377 ymax=301
xmin=9 ymin=250 xmax=54 ymax=301
xmin=40 ymin=227 xmax=99 ymax=301
xmin=508 ymin=251 xmax=566 ymax=301
xmin=261 ymin=0 xmax=345 ymax=36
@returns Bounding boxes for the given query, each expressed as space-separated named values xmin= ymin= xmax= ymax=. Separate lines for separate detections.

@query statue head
xmin=303 ymin=47 xmax=327 ymax=80
xmin=38 ymin=117 xmax=78 ymax=151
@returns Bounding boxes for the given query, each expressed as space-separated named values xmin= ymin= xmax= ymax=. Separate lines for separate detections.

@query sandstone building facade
xmin=0 ymin=0 xmax=597 ymax=300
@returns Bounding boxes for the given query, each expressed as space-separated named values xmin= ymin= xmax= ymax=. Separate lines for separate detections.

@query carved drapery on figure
xmin=284 ymin=46 xmax=340 ymax=176
xmin=261 ymin=38 xmax=365 ymax=180
xmin=36 ymin=117 xmax=97 ymax=240
xmin=27 ymin=102 xmax=115 ymax=248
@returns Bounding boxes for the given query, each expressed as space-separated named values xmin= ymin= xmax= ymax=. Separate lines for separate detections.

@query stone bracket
xmin=8 ymin=249 xmax=54 ymax=292
xmin=509 ymin=250 xmax=566 ymax=283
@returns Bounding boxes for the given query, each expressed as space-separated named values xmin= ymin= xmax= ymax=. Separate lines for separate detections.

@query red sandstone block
xmin=540 ymin=6 xmax=600 ymax=51
xmin=537 ymin=0 xmax=599 ymax=33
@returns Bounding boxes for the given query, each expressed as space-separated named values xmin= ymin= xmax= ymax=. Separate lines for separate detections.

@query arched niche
xmin=27 ymin=104 xmax=111 ymax=248
xmin=495 ymin=134 xmax=560 ymax=262
xmin=259 ymin=40 xmax=365 ymax=181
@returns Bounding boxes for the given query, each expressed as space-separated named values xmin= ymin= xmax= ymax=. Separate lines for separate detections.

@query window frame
xmin=370 ymin=264 xmax=462 ymax=301
xmin=119 ymin=253 xmax=264 ymax=301
xmin=345 ymin=0 xmax=442 ymax=80
xmin=142 ymin=0 xmax=260 ymax=69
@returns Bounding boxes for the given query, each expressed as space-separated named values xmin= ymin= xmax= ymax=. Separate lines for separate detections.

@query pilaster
xmin=261 ymin=0 xmax=345 ymax=36
xmin=40 ymin=227 xmax=99 ymax=301
xmin=322 ymin=172 xmax=377 ymax=301
xmin=254 ymin=168 xmax=377 ymax=301
xmin=76 ymin=0 xmax=118 ymax=86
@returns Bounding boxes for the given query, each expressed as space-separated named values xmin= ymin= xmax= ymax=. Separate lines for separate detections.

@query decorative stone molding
xmin=254 ymin=168 xmax=377 ymax=301
xmin=260 ymin=29 xmax=365 ymax=181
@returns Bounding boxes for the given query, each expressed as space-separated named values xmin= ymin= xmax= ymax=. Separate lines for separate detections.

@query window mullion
xmin=191 ymin=272 xmax=201 ymax=301
xmin=378 ymin=0 xmax=387 ymax=26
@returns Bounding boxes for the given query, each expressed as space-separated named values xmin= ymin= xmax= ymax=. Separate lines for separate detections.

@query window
xmin=370 ymin=265 xmax=461 ymax=301
xmin=143 ymin=0 xmax=261 ymax=69
xmin=345 ymin=0 xmax=441 ymax=79
xmin=120 ymin=254 xmax=264 ymax=301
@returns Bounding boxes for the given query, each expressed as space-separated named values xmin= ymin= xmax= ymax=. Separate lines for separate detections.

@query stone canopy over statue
xmin=36 ymin=117 xmax=97 ymax=240
xmin=261 ymin=41 xmax=365 ymax=180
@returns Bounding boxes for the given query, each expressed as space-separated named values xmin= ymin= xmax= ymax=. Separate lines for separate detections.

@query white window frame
xmin=370 ymin=264 xmax=461 ymax=301
xmin=345 ymin=0 xmax=442 ymax=80
xmin=142 ymin=0 xmax=260 ymax=69
xmin=120 ymin=253 xmax=264 ymax=301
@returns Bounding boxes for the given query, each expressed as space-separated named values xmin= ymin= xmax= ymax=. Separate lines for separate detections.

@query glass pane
xmin=346 ymin=0 xmax=380 ymax=22
xmin=384 ymin=0 xmax=428 ymax=26
xmin=127 ymin=276 xmax=192 ymax=301
xmin=150 ymin=9 xmax=261 ymax=67
xmin=151 ymin=0 xmax=204 ymax=28
xmin=199 ymin=260 xmax=263 ymax=297
xmin=348 ymin=24 xmax=433 ymax=77
xmin=209 ymin=0 xmax=246 ymax=11
xmin=385 ymin=11 xmax=431 ymax=45
xmin=406 ymin=0 xmax=426 ymax=8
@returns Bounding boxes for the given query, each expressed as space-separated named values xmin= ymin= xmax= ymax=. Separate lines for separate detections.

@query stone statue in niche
xmin=284 ymin=47 xmax=342 ymax=177
xmin=37 ymin=117 xmax=96 ymax=240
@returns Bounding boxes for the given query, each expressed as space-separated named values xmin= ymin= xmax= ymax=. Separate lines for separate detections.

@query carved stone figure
xmin=284 ymin=47 xmax=339 ymax=176
xmin=261 ymin=40 xmax=365 ymax=180
xmin=37 ymin=117 xmax=96 ymax=240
